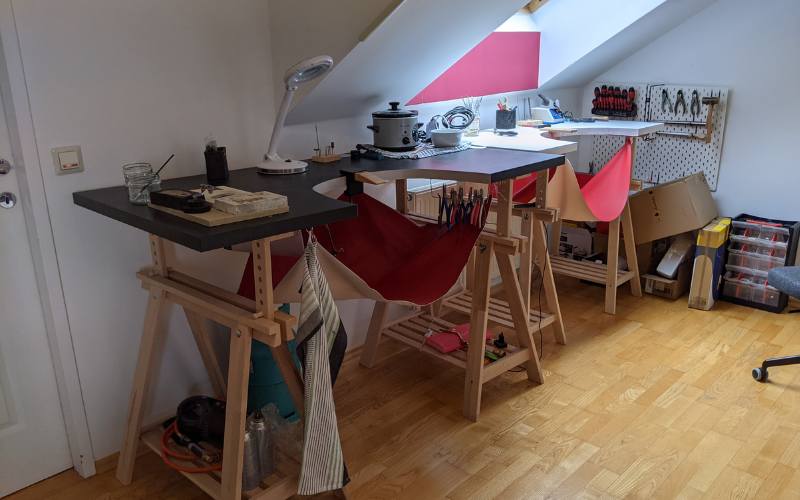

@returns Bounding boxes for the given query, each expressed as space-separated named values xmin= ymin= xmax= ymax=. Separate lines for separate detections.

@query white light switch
xmin=52 ymin=146 xmax=84 ymax=175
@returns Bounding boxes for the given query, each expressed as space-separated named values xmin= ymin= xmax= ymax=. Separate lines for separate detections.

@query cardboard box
xmin=558 ymin=225 xmax=592 ymax=260
xmin=593 ymin=233 xmax=671 ymax=276
xmin=628 ymin=172 xmax=718 ymax=244
xmin=688 ymin=218 xmax=732 ymax=310
xmin=643 ymin=260 xmax=694 ymax=300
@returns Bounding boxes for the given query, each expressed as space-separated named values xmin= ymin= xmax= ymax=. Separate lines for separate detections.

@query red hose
xmin=160 ymin=421 xmax=222 ymax=473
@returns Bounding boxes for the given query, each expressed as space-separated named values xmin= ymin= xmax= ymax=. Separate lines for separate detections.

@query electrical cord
xmin=161 ymin=421 xmax=222 ymax=473
xmin=432 ymin=106 xmax=475 ymax=130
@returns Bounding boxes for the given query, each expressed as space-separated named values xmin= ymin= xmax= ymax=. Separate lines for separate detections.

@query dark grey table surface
xmin=73 ymin=148 xmax=564 ymax=252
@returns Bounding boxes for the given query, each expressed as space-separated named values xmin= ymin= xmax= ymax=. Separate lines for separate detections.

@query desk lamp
xmin=257 ymin=55 xmax=334 ymax=175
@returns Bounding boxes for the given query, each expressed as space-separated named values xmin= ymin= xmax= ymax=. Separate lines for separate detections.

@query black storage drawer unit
xmin=720 ymin=213 xmax=799 ymax=313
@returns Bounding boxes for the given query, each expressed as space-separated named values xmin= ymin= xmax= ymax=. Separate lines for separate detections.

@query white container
xmin=431 ymin=129 xmax=463 ymax=148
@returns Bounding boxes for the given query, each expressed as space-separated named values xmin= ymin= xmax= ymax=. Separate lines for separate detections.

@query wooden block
xmin=312 ymin=154 xmax=341 ymax=163
xmin=354 ymin=171 xmax=387 ymax=185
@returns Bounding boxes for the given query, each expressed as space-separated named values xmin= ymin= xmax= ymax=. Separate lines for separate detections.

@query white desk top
xmin=471 ymin=120 xmax=665 ymax=155
xmin=472 ymin=127 xmax=577 ymax=154
xmin=544 ymin=120 xmax=665 ymax=137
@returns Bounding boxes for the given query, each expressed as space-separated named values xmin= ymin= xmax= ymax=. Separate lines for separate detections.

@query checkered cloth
xmin=363 ymin=142 xmax=472 ymax=160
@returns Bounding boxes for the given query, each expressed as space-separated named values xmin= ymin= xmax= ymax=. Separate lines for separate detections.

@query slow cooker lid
xmin=372 ymin=101 xmax=418 ymax=118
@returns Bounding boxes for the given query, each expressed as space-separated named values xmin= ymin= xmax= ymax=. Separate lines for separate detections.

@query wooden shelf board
xmin=549 ymin=256 xmax=634 ymax=286
xmin=140 ymin=426 xmax=299 ymax=500
xmin=442 ymin=291 xmax=555 ymax=331
xmin=380 ymin=313 xmax=528 ymax=376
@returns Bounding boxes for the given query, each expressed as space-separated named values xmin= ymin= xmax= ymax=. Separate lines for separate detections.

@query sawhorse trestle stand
xmin=116 ymin=234 xmax=352 ymax=500
xmin=360 ymin=177 xmax=563 ymax=421
xmin=543 ymin=135 xmax=645 ymax=315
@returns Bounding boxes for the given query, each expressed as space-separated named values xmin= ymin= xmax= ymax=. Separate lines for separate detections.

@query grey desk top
xmin=73 ymin=148 xmax=564 ymax=252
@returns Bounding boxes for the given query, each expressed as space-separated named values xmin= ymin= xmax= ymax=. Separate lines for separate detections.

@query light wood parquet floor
xmin=9 ymin=276 xmax=800 ymax=500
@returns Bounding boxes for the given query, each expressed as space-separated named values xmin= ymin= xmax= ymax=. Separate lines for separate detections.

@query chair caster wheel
xmin=752 ymin=367 xmax=768 ymax=382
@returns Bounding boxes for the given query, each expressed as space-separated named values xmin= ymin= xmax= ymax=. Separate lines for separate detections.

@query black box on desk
xmin=496 ymin=110 xmax=516 ymax=130
xmin=720 ymin=213 xmax=800 ymax=313
xmin=204 ymin=146 xmax=229 ymax=184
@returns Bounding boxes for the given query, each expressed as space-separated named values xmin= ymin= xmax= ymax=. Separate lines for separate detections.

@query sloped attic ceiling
xmin=268 ymin=0 xmax=395 ymax=114
xmin=284 ymin=0 xmax=530 ymax=125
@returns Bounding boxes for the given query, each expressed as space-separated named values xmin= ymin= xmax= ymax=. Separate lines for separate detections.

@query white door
xmin=0 ymin=75 xmax=73 ymax=495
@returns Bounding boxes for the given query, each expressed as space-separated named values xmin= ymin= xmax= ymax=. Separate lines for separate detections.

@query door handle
xmin=0 ymin=192 xmax=16 ymax=209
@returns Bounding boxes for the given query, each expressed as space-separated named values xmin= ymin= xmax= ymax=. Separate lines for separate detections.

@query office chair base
xmin=752 ymin=367 xmax=768 ymax=382
xmin=752 ymin=355 xmax=800 ymax=382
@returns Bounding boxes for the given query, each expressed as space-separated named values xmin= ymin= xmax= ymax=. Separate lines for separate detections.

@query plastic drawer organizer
xmin=721 ymin=217 xmax=799 ymax=312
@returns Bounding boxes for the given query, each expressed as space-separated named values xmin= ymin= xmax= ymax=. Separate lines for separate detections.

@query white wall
xmin=583 ymin=0 xmax=800 ymax=221
xmin=10 ymin=0 xmax=275 ymax=459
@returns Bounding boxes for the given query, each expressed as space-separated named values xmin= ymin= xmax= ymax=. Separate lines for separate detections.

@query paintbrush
xmin=138 ymin=153 xmax=174 ymax=195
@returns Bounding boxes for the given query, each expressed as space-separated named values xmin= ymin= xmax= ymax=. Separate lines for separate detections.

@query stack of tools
xmin=591 ymin=84 xmax=638 ymax=117
xmin=438 ymin=185 xmax=492 ymax=232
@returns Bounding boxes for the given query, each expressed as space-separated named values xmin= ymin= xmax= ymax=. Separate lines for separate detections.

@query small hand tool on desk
xmin=674 ymin=89 xmax=686 ymax=115
xmin=690 ymin=90 xmax=700 ymax=120
xmin=601 ymin=85 xmax=608 ymax=109
xmin=614 ymin=86 xmax=621 ymax=109
xmin=628 ymin=87 xmax=636 ymax=110
xmin=661 ymin=89 xmax=672 ymax=113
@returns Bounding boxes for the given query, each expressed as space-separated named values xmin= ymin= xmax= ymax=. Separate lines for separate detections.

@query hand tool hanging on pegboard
xmin=674 ymin=89 xmax=686 ymax=115
xmin=702 ymin=93 xmax=720 ymax=144
xmin=661 ymin=89 xmax=672 ymax=113
xmin=690 ymin=90 xmax=700 ymax=121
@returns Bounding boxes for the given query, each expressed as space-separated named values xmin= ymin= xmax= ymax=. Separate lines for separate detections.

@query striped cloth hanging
xmin=296 ymin=238 xmax=349 ymax=495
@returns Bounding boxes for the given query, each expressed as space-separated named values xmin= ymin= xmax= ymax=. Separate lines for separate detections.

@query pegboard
xmin=589 ymin=83 xmax=728 ymax=190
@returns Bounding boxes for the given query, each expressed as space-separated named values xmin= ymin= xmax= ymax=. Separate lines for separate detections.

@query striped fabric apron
xmin=296 ymin=238 xmax=349 ymax=495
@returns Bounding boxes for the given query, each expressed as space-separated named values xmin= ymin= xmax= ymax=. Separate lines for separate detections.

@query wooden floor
xmin=10 ymin=277 xmax=800 ymax=500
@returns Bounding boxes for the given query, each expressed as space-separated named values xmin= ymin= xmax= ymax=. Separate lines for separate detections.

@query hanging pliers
xmin=463 ymin=188 xmax=474 ymax=225
xmin=438 ymin=183 xmax=448 ymax=228
xmin=661 ymin=89 xmax=672 ymax=113
xmin=690 ymin=90 xmax=700 ymax=120
xmin=674 ymin=89 xmax=686 ymax=115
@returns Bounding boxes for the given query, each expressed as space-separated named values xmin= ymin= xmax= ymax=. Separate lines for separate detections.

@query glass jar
xmin=465 ymin=113 xmax=480 ymax=137
xmin=122 ymin=163 xmax=152 ymax=185
xmin=127 ymin=174 xmax=160 ymax=205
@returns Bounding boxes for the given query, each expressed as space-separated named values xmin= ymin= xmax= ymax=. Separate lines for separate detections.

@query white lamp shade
xmin=283 ymin=55 xmax=333 ymax=87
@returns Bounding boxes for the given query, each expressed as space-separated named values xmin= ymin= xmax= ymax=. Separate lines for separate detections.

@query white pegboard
xmin=589 ymin=83 xmax=728 ymax=190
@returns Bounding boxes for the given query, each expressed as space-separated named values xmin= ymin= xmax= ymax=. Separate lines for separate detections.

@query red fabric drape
xmin=238 ymin=193 xmax=484 ymax=306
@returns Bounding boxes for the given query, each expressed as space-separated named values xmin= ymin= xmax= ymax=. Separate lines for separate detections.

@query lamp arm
xmin=266 ymin=84 xmax=297 ymax=160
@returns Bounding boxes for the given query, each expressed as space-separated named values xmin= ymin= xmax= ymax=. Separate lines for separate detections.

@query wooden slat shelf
xmin=380 ymin=313 xmax=528 ymax=380
xmin=442 ymin=291 xmax=556 ymax=331
xmin=549 ymin=256 xmax=635 ymax=286
xmin=140 ymin=426 xmax=300 ymax=500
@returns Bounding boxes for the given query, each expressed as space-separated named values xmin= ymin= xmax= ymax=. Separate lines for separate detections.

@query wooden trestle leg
xmin=116 ymin=283 xmax=167 ymax=485
xmin=463 ymin=240 xmax=494 ymax=421
xmin=118 ymin=233 xmax=352 ymax=499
